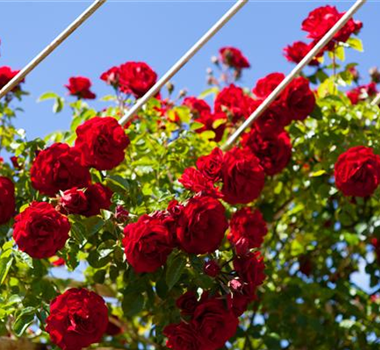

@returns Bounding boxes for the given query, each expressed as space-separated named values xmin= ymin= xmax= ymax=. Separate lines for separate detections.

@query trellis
xmin=0 ymin=0 xmax=369 ymax=349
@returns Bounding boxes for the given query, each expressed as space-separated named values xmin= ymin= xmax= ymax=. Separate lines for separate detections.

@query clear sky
xmin=0 ymin=0 xmax=379 ymax=140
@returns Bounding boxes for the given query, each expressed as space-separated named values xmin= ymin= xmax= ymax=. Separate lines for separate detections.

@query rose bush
xmin=0 ymin=4 xmax=379 ymax=350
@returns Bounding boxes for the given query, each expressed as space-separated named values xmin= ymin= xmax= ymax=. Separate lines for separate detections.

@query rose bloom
xmin=252 ymin=72 xmax=285 ymax=100
xmin=203 ymin=260 xmax=221 ymax=277
xmin=214 ymin=84 xmax=252 ymax=123
xmin=0 ymin=66 xmax=22 ymax=91
xmin=100 ymin=66 xmax=120 ymax=89
xmin=191 ymin=295 xmax=239 ymax=350
xmin=176 ymin=196 xmax=228 ymax=254
xmin=13 ymin=201 xmax=70 ymax=259
xmin=302 ymin=6 xmax=362 ymax=46
xmin=283 ymin=76 xmax=315 ymax=121
xmin=46 ymin=288 xmax=108 ymax=350
xmin=283 ymin=41 xmax=321 ymax=66
xmin=176 ymin=291 xmax=199 ymax=316
xmin=123 ymin=214 xmax=173 ymax=273
xmin=74 ymin=116 xmax=130 ymax=171
xmin=221 ymin=147 xmax=265 ymax=205
xmin=59 ymin=183 xmax=113 ymax=217
xmin=164 ymin=322 xmax=205 ymax=350
xmin=347 ymin=83 xmax=378 ymax=105
xmin=119 ymin=61 xmax=157 ymax=98
xmin=228 ymin=207 xmax=268 ymax=255
xmin=0 ymin=176 xmax=15 ymax=225
xmin=242 ymin=127 xmax=292 ymax=176
xmin=334 ymin=146 xmax=380 ymax=197
xmin=371 ymin=238 xmax=380 ymax=264
xmin=183 ymin=96 xmax=212 ymax=117
xmin=196 ymin=147 xmax=224 ymax=182
xmin=30 ymin=143 xmax=91 ymax=196
xmin=219 ymin=46 xmax=250 ymax=70
xmin=65 ymin=76 xmax=96 ymax=99
xmin=194 ymin=111 xmax=227 ymax=142
xmin=179 ymin=167 xmax=221 ymax=198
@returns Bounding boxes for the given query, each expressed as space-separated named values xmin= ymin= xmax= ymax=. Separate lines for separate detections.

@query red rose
xmin=221 ymin=147 xmax=265 ymax=205
xmin=176 ymin=291 xmax=199 ymax=316
xmin=219 ymin=47 xmax=250 ymax=70
xmin=203 ymin=260 xmax=220 ymax=277
xmin=214 ymin=84 xmax=251 ymax=122
xmin=194 ymin=111 xmax=227 ymax=142
xmin=106 ymin=316 xmax=123 ymax=336
xmin=10 ymin=156 xmax=21 ymax=169
xmin=196 ymin=147 xmax=224 ymax=182
xmin=334 ymin=146 xmax=380 ymax=197
xmin=283 ymin=76 xmax=315 ymax=121
xmin=13 ymin=201 xmax=70 ymax=259
xmin=30 ymin=143 xmax=91 ymax=196
xmin=192 ymin=296 xmax=239 ymax=350
xmin=242 ymin=128 xmax=292 ymax=176
xmin=302 ymin=6 xmax=362 ymax=45
xmin=65 ymin=76 xmax=96 ymax=99
xmin=123 ymin=214 xmax=173 ymax=273
xmin=0 ymin=177 xmax=15 ymax=225
xmin=179 ymin=167 xmax=221 ymax=198
xmin=0 ymin=66 xmax=22 ymax=91
xmin=283 ymin=41 xmax=321 ymax=66
xmin=100 ymin=66 xmax=120 ymax=89
xmin=59 ymin=183 xmax=113 ymax=217
xmin=119 ymin=61 xmax=157 ymax=98
xmin=164 ymin=322 xmax=205 ymax=350
xmin=74 ymin=116 xmax=130 ymax=171
xmin=371 ymin=238 xmax=380 ymax=264
xmin=233 ymin=252 xmax=266 ymax=303
xmin=252 ymin=72 xmax=285 ymax=100
xmin=183 ymin=96 xmax=211 ymax=116
xmin=46 ymin=288 xmax=108 ymax=350
xmin=228 ymin=207 xmax=268 ymax=255
xmin=347 ymin=83 xmax=378 ymax=105
xmin=176 ymin=196 xmax=228 ymax=254
xmin=115 ymin=205 xmax=129 ymax=222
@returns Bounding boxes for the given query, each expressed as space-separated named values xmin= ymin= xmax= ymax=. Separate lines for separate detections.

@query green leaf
xmin=0 ymin=256 xmax=13 ymax=285
xmin=37 ymin=92 xmax=59 ymax=102
xmin=198 ymin=87 xmax=219 ymax=99
xmin=166 ymin=254 xmax=186 ymax=290
xmin=347 ymin=37 xmax=363 ymax=52
xmin=53 ymin=97 xmax=64 ymax=113
xmin=12 ymin=307 xmax=35 ymax=336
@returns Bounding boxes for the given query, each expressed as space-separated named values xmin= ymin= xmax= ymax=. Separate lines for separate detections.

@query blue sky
xmin=0 ymin=0 xmax=379 ymax=140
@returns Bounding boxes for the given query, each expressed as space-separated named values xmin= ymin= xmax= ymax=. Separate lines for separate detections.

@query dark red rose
xmin=119 ymin=61 xmax=157 ymax=98
xmin=221 ymin=147 xmax=265 ymax=205
xmin=74 ymin=116 xmax=130 ymax=171
xmin=13 ymin=201 xmax=70 ymax=259
xmin=233 ymin=252 xmax=266 ymax=302
xmin=334 ymin=146 xmax=380 ymax=197
xmin=59 ymin=183 xmax=113 ymax=217
xmin=179 ymin=167 xmax=221 ymax=198
xmin=183 ymin=97 xmax=212 ymax=117
xmin=123 ymin=214 xmax=173 ymax=273
xmin=0 ymin=66 xmax=22 ymax=91
xmin=219 ymin=47 xmax=250 ymax=70
xmin=100 ymin=66 xmax=120 ymax=88
xmin=176 ymin=291 xmax=199 ymax=316
xmin=228 ymin=207 xmax=268 ymax=255
xmin=164 ymin=322 xmax=206 ymax=350
xmin=196 ymin=148 xmax=224 ymax=182
xmin=242 ymin=128 xmax=292 ymax=176
xmin=192 ymin=295 xmax=239 ymax=350
xmin=0 ymin=177 xmax=15 ymax=225
xmin=302 ymin=6 xmax=362 ymax=46
xmin=371 ymin=238 xmax=380 ymax=264
xmin=176 ymin=196 xmax=228 ymax=254
xmin=194 ymin=111 xmax=227 ymax=142
xmin=106 ymin=316 xmax=123 ymax=336
xmin=115 ymin=205 xmax=129 ymax=222
xmin=46 ymin=288 xmax=108 ymax=350
xmin=65 ymin=76 xmax=96 ymax=99
xmin=252 ymin=72 xmax=285 ymax=100
xmin=10 ymin=156 xmax=21 ymax=169
xmin=347 ymin=83 xmax=378 ymax=105
xmin=283 ymin=41 xmax=321 ymax=66
xmin=203 ymin=260 xmax=220 ymax=277
xmin=30 ymin=143 xmax=91 ymax=196
xmin=283 ymin=76 xmax=315 ymax=121
xmin=230 ymin=292 xmax=249 ymax=317
xmin=214 ymin=84 xmax=252 ymax=122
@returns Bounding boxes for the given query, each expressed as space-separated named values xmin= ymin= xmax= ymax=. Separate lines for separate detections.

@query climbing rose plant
xmin=0 ymin=4 xmax=379 ymax=350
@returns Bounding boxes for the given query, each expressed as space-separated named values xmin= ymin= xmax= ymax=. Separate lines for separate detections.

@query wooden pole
xmin=223 ymin=0 xmax=367 ymax=150
xmin=118 ymin=0 xmax=248 ymax=126
xmin=0 ymin=0 xmax=106 ymax=100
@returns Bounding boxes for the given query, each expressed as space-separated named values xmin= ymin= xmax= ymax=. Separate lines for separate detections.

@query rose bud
xmin=204 ymin=260 xmax=221 ymax=277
